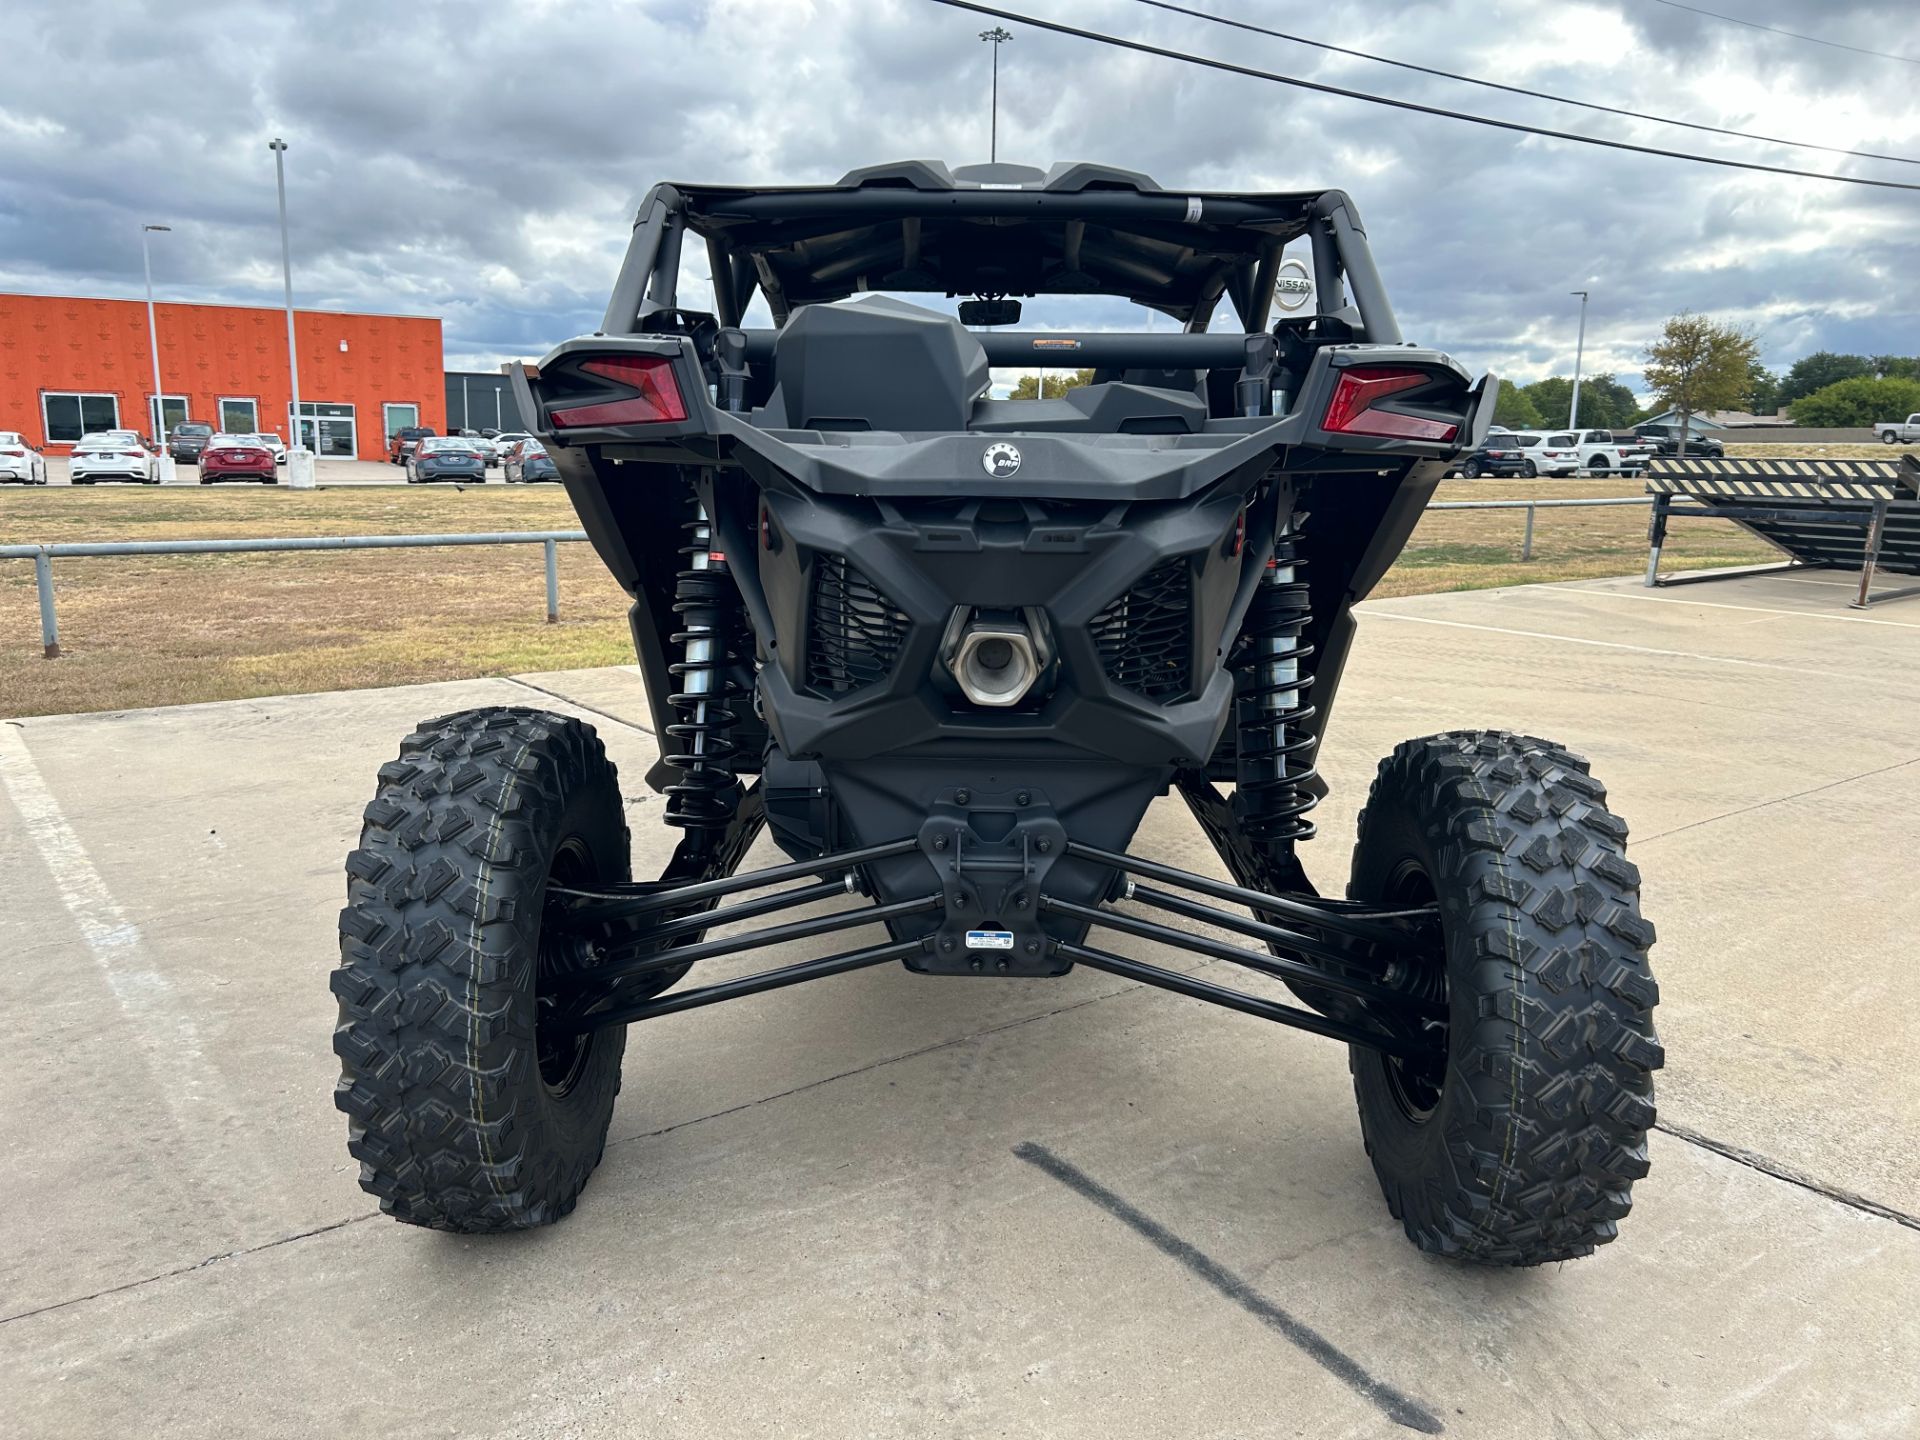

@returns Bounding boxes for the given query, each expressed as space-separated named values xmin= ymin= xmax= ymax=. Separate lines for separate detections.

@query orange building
xmin=0 ymin=292 xmax=445 ymax=459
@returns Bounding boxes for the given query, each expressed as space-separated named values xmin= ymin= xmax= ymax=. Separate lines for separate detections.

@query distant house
xmin=1639 ymin=408 xmax=1791 ymax=431
xmin=1637 ymin=409 xmax=1726 ymax=432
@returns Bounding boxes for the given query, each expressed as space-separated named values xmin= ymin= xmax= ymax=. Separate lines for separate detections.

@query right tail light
xmin=1323 ymin=366 xmax=1460 ymax=442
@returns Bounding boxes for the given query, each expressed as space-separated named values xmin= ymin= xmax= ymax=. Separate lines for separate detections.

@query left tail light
xmin=550 ymin=355 xmax=687 ymax=428
xmin=1323 ymin=366 xmax=1460 ymax=442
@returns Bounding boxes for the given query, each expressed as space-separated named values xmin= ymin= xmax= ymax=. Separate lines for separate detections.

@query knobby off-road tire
xmin=1348 ymin=730 xmax=1662 ymax=1265
xmin=333 ymin=706 xmax=630 ymax=1232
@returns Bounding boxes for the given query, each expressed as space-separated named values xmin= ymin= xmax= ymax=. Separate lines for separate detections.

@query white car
xmin=492 ymin=430 xmax=535 ymax=457
xmin=1510 ymin=431 xmax=1582 ymax=478
xmin=69 ymin=432 xmax=158 ymax=484
xmin=246 ymin=432 xmax=289 ymax=464
xmin=0 ymin=431 xmax=48 ymax=484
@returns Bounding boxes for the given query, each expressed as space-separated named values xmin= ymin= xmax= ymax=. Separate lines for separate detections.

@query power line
xmin=1642 ymin=0 xmax=1920 ymax=68
xmin=926 ymin=0 xmax=1920 ymax=192
xmin=1131 ymin=0 xmax=1920 ymax=167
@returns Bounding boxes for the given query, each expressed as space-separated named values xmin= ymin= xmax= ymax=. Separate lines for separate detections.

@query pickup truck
xmin=1875 ymin=413 xmax=1920 ymax=444
xmin=1569 ymin=428 xmax=1654 ymax=476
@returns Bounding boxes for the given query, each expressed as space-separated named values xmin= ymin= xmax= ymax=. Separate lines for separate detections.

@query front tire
xmin=1463 ymin=460 xmax=1483 ymax=479
xmin=1347 ymin=731 xmax=1661 ymax=1266
xmin=1522 ymin=460 xmax=1538 ymax=478
xmin=332 ymin=707 xmax=631 ymax=1232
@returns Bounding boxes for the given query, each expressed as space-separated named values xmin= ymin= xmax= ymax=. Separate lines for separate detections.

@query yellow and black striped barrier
xmin=1643 ymin=455 xmax=1919 ymax=609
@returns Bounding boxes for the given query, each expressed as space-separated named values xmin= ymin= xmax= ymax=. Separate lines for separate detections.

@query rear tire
xmin=1347 ymin=730 xmax=1661 ymax=1266
xmin=333 ymin=707 xmax=631 ymax=1232
xmin=1588 ymin=456 xmax=1608 ymax=476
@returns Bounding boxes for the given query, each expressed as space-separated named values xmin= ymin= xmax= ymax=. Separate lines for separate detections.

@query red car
xmin=198 ymin=435 xmax=278 ymax=485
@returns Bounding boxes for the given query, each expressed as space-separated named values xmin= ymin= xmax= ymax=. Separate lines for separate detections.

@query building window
xmin=43 ymin=392 xmax=120 ymax=443
xmin=294 ymin=402 xmax=358 ymax=458
xmin=219 ymin=398 xmax=259 ymax=434
xmin=150 ymin=394 xmax=191 ymax=438
xmin=383 ymin=403 xmax=419 ymax=446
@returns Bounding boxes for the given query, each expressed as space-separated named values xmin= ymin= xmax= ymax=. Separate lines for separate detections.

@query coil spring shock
xmin=663 ymin=501 xmax=743 ymax=836
xmin=1232 ymin=524 xmax=1319 ymax=844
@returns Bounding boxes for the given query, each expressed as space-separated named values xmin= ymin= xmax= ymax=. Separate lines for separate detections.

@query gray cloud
xmin=0 ymin=0 xmax=1914 ymax=391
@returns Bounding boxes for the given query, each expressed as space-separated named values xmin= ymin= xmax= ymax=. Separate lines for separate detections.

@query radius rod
xmin=1042 ymin=896 xmax=1442 ymax=1017
xmin=1066 ymin=841 xmax=1436 ymax=949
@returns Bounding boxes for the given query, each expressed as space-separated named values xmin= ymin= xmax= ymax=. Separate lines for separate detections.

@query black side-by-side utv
xmin=333 ymin=161 xmax=1661 ymax=1265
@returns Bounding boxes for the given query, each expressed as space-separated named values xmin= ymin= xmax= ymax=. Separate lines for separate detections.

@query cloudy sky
xmin=2 ymin=0 xmax=1915 ymax=396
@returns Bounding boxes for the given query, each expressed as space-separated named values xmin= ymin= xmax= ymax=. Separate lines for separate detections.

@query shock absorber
xmin=663 ymin=498 xmax=743 ymax=837
xmin=1231 ymin=520 xmax=1319 ymax=845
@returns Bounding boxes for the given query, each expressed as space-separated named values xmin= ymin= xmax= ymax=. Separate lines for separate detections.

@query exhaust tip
xmin=951 ymin=621 xmax=1040 ymax=707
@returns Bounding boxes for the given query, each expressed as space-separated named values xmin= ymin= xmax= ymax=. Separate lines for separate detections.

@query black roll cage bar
xmin=598 ymin=176 xmax=1403 ymax=364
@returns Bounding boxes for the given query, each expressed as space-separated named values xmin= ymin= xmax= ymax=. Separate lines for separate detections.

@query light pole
xmin=270 ymin=138 xmax=305 ymax=455
xmin=1568 ymin=289 xmax=1589 ymax=429
xmin=980 ymin=26 xmax=1011 ymax=163
xmin=140 ymin=224 xmax=172 ymax=452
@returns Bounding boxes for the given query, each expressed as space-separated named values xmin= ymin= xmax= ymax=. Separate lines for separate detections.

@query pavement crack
xmin=502 ymin=676 xmax=653 ymax=736
xmin=0 ymin=1213 xmax=379 ymax=1328
xmin=1655 ymin=1120 xmax=1920 ymax=1233
xmin=1635 ymin=754 xmax=1919 ymax=847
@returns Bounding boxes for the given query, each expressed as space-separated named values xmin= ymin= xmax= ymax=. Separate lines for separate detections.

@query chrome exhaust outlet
xmin=946 ymin=615 xmax=1042 ymax=707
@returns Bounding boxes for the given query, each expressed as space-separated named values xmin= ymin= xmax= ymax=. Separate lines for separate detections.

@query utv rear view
xmin=332 ymin=161 xmax=1660 ymax=1265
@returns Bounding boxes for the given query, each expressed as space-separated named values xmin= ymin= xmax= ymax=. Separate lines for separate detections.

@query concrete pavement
xmin=1 ymin=572 xmax=1916 ymax=1438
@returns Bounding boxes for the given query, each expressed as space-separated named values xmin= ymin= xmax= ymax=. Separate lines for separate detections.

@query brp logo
xmin=982 ymin=442 xmax=1022 ymax=478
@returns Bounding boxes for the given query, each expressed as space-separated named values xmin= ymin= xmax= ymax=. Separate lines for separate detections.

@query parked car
xmin=199 ymin=434 xmax=279 ymax=484
xmin=69 ymin=433 xmax=158 ymax=484
xmin=388 ymin=426 xmax=436 ymax=465
xmin=459 ymin=431 xmax=502 ymax=467
xmin=245 ymin=431 xmax=289 ymax=464
xmin=504 ymin=442 xmax=558 ymax=483
xmin=1633 ymin=425 xmax=1725 ymax=459
xmin=406 ymin=436 xmax=487 ymax=484
xmin=492 ymin=430 xmax=535 ymax=456
xmin=1510 ymin=431 xmax=1581 ymax=478
xmin=1564 ymin=428 xmax=1653 ymax=476
xmin=168 ymin=421 xmax=215 ymax=463
xmin=1874 ymin=412 xmax=1920 ymax=444
xmin=0 ymin=431 xmax=49 ymax=484
xmin=1443 ymin=436 xmax=1529 ymax=478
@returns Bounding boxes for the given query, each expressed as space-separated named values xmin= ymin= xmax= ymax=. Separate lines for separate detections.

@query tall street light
xmin=141 ymin=224 xmax=172 ymax=450
xmin=1569 ymin=289 xmax=1589 ymax=429
xmin=270 ymin=138 xmax=304 ymax=453
xmin=979 ymin=26 xmax=1011 ymax=163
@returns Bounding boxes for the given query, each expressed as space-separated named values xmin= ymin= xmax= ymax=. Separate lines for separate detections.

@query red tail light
xmin=550 ymin=356 xmax=687 ymax=428
xmin=1323 ymin=367 xmax=1459 ymax=442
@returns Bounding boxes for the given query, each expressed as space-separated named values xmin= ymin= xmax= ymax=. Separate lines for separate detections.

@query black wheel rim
xmin=1381 ymin=859 xmax=1448 ymax=1122
xmin=535 ymin=838 xmax=598 ymax=1096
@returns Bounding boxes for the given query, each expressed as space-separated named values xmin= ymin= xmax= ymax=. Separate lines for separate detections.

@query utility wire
xmin=926 ymin=0 xmax=1920 ymax=193
xmin=1131 ymin=0 xmax=1920 ymax=167
xmin=1643 ymin=0 xmax=1920 ymax=68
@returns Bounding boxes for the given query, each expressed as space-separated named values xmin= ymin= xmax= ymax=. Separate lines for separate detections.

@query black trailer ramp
xmin=1644 ymin=455 xmax=1920 ymax=608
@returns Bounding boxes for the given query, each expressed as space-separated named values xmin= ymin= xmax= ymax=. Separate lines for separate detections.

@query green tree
xmin=1741 ymin=361 xmax=1781 ymax=416
xmin=1872 ymin=355 xmax=1920 ymax=382
xmin=1492 ymin=383 xmax=1543 ymax=429
xmin=1642 ymin=313 xmax=1761 ymax=454
xmin=1522 ymin=376 xmax=1574 ymax=427
xmin=1575 ymin=374 xmax=1639 ymax=429
xmin=1787 ymin=375 xmax=1920 ymax=428
xmin=1777 ymin=351 xmax=1873 ymax=406
xmin=1517 ymin=374 xmax=1636 ymax=429
xmin=1009 ymin=369 xmax=1094 ymax=399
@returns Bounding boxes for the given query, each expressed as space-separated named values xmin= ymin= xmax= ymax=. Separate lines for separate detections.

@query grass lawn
xmin=0 ymin=476 xmax=1780 ymax=718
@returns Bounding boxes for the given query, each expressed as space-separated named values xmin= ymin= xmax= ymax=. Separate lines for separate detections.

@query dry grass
xmin=1 ymin=477 xmax=1779 ymax=718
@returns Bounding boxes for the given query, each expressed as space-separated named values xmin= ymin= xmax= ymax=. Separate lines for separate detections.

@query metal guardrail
xmin=3 ymin=499 xmax=1655 ymax=662
xmin=3 ymin=530 xmax=588 ymax=659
